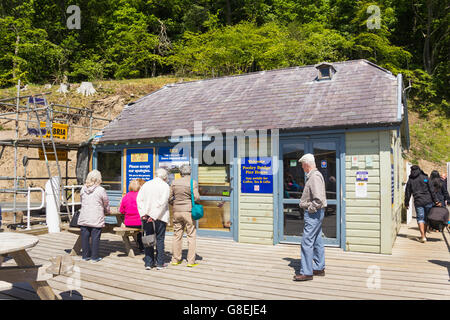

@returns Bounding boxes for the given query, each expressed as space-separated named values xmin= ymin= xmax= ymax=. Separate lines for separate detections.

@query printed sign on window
xmin=126 ymin=148 xmax=154 ymax=191
xmin=356 ymin=171 xmax=368 ymax=181
xmin=241 ymin=157 xmax=273 ymax=194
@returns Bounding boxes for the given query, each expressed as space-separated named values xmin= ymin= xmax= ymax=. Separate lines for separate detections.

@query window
xmin=198 ymin=149 xmax=231 ymax=197
xmin=97 ymin=151 xmax=121 ymax=191
xmin=319 ymin=67 xmax=330 ymax=79
xmin=315 ymin=63 xmax=335 ymax=81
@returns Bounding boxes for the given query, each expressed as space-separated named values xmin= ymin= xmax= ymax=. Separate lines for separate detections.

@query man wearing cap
xmin=293 ymin=153 xmax=327 ymax=281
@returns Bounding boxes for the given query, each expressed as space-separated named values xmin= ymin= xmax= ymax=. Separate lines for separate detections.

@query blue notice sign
xmin=321 ymin=160 xmax=327 ymax=168
xmin=158 ymin=147 xmax=189 ymax=164
xmin=126 ymin=148 xmax=154 ymax=191
xmin=241 ymin=157 xmax=273 ymax=194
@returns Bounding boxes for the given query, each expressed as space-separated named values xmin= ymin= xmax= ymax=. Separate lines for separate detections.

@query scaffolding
xmin=0 ymin=80 xmax=111 ymax=229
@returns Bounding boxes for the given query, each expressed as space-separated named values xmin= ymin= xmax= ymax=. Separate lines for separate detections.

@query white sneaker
xmin=420 ymin=237 xmax=427 ymax=243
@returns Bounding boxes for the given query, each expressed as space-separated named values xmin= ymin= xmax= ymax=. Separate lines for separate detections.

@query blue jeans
xmin=415 ymin=203 xmax=433 ymax=224
xmin=300 ymin=208 xmax=325 ymax=276
xmin=143 ymin=220 xmax=167 ymax=267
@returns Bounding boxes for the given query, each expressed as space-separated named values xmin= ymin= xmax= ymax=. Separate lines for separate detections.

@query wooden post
xmin=121 ymin=235 xmax=135 ymax=258
xmin=379 ymin=130 xmax=393 ymax=254
xmin=10 ymin=250 xmax=57 ymax=300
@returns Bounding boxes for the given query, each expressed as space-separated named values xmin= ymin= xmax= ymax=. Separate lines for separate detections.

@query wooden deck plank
xmin=2 ymin=220 xmax=447 ymax=300
xmin=36 ymin=230 xmax=450 ymax=286
xmin=32 ymin=236 xmax=447 ymax=300
xmin=35 ymin=232 xmax=450 ymax=289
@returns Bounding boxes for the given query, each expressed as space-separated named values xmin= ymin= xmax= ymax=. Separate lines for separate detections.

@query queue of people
xmin=405 ymin=165 xmax=449 ymax=243
xmin=78 ymin=164 xmax=200 ymax=270
xmin=76 ymin=158 xmax=448 ymax=279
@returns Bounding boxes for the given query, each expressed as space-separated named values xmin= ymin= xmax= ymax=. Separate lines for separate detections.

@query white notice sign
xmin=355 ymin=181 xmax=368 ymax=198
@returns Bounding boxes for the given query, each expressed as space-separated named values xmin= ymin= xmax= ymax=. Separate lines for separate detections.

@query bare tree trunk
xmin=423 ymin=0 xmax=432 ymax=74
xmin=13 ymin=33 xmax=20 ymax=80
xmin=225 ymin=0 xmax=232 ymax=25
xmin=152 ymin=49 xmax=156 ymax=77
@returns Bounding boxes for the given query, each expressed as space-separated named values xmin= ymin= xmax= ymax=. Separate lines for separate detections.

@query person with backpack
xmin=426 ymin=171 xmax=450 ymax=232
xmin=404 ymin=165 xmax=437 ymax=243
xmin=429 ymin=170 xmax=450 ymax=208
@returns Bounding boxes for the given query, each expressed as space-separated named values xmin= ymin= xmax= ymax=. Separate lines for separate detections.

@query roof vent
xmin=315 ymin=62 xmax=336 ymax=81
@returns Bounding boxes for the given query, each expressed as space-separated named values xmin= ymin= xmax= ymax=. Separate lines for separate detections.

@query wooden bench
xmin=65 ymin=214 xmax=142 ymax=258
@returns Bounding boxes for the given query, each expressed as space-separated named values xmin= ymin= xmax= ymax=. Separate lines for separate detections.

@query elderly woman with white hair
xmin=78 ymin=169 xmax=110 ymax=263
xmin=137 ymin=168 xmax=171 ymax=270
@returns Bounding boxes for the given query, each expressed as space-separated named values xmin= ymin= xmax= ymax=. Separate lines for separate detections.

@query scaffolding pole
xmin=0 ymin=86 xmax=111 ymax=229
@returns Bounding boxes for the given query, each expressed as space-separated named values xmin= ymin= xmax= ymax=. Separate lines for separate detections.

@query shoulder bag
xmin=141 ymin=219 xmax=156 ymax=248
xmin=191 ymin=179 xmax=204 ymax=220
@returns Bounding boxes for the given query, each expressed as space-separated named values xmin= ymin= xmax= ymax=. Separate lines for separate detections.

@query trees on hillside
xmin=0 ymin=0 xmax=447 ymax=116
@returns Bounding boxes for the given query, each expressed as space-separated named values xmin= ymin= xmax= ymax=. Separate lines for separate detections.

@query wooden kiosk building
xmin=93 ymin=59 xmax=410 ymax=254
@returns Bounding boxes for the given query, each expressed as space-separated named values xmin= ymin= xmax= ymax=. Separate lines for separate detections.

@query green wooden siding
xmin=237 ymin=136 xmax=274 ymax=245
xmin=345 ymin=130 xmax=404 ymax=254
xmin=345 ymin=131 xmax=381 ymax=253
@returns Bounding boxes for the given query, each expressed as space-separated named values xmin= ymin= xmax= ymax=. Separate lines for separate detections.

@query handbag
xmin=141 ymin=219 xmax=156 ymax=248
xmin=191 ymin=179 xmax=204 ymax=220
xmin=69 ymin=210 xmax=80 ymax=228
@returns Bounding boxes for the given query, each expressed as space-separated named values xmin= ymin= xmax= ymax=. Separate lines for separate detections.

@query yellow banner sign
xmin=131 ymin=153 xmax=148 ymax=162
xmin=40 ymin=122 xmax=69 ymax=140
xmin=38 ymin=148 xmax=68 ymax=161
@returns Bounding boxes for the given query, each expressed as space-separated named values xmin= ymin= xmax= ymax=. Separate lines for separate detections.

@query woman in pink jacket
xmin=119 ymin=179 xmax=144 ymax=252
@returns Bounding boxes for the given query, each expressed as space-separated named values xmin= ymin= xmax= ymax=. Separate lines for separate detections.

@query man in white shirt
xmin=137 ymin=168 xmax=170 ymax=270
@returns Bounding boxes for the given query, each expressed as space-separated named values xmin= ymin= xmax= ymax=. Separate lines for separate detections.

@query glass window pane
xmin=198 ymin=148 xmax=231 ymax=197
xmin=198 ymin=200 xmax=231 ymax=231
xmin=283 ymin=203 xmax=304 ymax=237
xmin=283 ymin=203 xmax=337 ymax=240
xmin=282 ymin=143 xmax=305 ymax=199
xmin=323 ymin=204 xmax=337 ymax=239
xmin=97 ymin=151 xmax=121 ymax=191
xmin=313 ymin=141 xmax=337 ymax=199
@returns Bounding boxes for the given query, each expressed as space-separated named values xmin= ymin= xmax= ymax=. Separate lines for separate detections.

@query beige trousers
xmin=171 ymin=211 xmax=197 ymax=265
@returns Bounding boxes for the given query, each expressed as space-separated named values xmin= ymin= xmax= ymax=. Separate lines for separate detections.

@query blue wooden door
xmin=278 ymin=136 xmax=343 ymax=246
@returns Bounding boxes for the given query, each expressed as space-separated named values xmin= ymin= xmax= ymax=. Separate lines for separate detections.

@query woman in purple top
xmin=119 ymin=179 xmax=144 ymax=252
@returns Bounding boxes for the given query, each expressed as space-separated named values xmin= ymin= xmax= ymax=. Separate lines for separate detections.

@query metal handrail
xmin=26 ymin=187 xmax=45 ymax=230
xmin=62 ymin=185 xmax=83 ymax=220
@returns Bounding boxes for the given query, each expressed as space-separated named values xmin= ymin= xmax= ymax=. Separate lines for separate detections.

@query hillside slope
xmin=0 ymin=77 xmax=192 ymax=201
xmin=0 ymin=77 xmax=448 ymax=203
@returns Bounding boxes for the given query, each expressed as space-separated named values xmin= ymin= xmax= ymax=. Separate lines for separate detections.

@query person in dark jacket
xmin=404 ymin=165 xmax=437 ymax=243
xmin=429 ymin=171 xmax=450 ymax=207
xmin=441 ymin=173 xmax=448 ymax=205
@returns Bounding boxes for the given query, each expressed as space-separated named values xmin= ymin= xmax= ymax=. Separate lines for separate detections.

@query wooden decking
xmin=1 ymin=221 xmax=449 ymax=300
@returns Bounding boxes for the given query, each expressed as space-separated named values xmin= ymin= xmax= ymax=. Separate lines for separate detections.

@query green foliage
xmin=0 ymin=0 xmax=447 ymax=124
xmin=70 ymin=57 xmax=105 ymax=82
xmin=410 ymin=112 xmax=450 ymax=164
xmin=104 ymin=3 xmax=160 ymax=79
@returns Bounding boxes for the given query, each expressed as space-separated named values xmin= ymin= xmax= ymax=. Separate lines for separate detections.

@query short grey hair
xmin=85 ymin=169 xmax=102 ymax=187
xmin=156 ymin=168 xmax=169 ymax=181
xmin=298 ymin=153 xmax=316 ymax=167
xmin=179 ymin=164 xmax=191 ymax=176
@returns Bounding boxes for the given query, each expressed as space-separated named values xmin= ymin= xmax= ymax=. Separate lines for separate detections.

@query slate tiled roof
xmin=99 ymin=59 xmax=400 ymax=143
